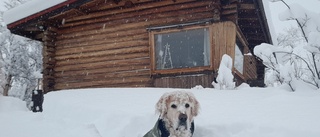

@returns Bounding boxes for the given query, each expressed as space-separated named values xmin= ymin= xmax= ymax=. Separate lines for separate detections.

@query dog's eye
xmin=171 ymin=104 xmax=177 ymax=109
xmin=185 ymin=103 xmax=190 ymax=108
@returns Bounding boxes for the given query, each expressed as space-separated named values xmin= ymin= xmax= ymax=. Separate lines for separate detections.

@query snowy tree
xmin=255 ymin=0 xmax=320 ymax=91
xmin=0 ymin=1 xmax=42 ymax=101
xmin=4 ymin=0 xmax=29 ymax=9
xmin=212 ymin=54 xmax=235 ymax=90
xmin=0 ymin=27 xmax=42 ymax=98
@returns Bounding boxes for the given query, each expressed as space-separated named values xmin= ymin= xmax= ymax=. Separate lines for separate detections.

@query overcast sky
xmin=0 ymin=0 xmax=319 ymax=40
xmin=264 ymin=0 xmax=319 ymax=33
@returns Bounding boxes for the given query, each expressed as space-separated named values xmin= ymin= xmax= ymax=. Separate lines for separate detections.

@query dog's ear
xmin=156 ymin=93 xmax=169 ymax=119
xmin=189 ymin=93 xmax=200 ymax=117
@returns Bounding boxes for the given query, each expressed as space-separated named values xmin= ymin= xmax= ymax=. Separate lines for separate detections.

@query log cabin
xmin=4 ymin=0 xmax=272 ymax=93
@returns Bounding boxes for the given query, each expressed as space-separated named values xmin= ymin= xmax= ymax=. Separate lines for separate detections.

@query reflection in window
xmin=154 ymin=28 xmax=210 ymax=70
xmin=234 ymin=40 xmax=244 ymax=74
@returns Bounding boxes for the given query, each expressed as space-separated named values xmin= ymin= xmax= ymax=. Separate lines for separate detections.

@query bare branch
xmin=274 ymin=51 xmax=317 ymax=78
xmin=280 ymin=0 xmax=309 ymax=42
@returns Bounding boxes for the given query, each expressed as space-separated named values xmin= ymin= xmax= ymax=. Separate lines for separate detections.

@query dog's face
xmin=156 ymin=91 xmax=200 ymax=132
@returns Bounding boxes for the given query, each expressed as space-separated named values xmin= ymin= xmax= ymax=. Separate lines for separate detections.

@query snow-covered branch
xmin=256 ymin=0 xmax=320 ymax=90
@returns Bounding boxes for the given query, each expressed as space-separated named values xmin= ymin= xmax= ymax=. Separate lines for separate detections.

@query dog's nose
xmin=179 ymin=114 xmax=188 ymax=122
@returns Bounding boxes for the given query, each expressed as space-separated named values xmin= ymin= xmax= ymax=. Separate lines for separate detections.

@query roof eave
xmin=6 ymin=0 xmax=92 ymax=39
xmin=255 ymin=0 xmax=273 ymax=45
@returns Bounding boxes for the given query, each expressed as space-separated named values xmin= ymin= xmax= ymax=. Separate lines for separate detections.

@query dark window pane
xmin=154 ymin=28 xmax=210 ymax=70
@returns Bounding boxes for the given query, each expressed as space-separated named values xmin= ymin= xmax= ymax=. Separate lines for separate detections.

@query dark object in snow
xmin=247 ymin=79 xmax=266 ymax=87
xmin=31 ymin=90 xmax=44 ymax=112
xmin=143 ymin=119 xmax=195 ymax=137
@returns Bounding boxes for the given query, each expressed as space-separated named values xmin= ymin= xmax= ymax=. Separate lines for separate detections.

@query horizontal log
xmin=43 ymin=75 xmax=55 ymax=80
xmin=54 ymin=64 xmax=150 ymax=78
xmin=55 ymin=69 xmax=150 ymax=83
xmin=43 ymin=69 xmax=55 ymax=75
xmin=221 ymin=9 xmax=237 ymax=16
xmin=84 ymin=0 xmax=154 ymax=12
xmin=55 ymin=52 xmax=149 ymax=67
xmin=222 ymin=3 xmax=237 ymax=10
xmin=55 ymin=82 xmax=153 ymax=90
xmin=44 ymin=30 xmax=57 ymax=36
xmin=78 ymin=0 xmax=114 ymax=11
xmin=46 ymin=27 xmax=59 ymax=33
xmin=56 ymin=39 xmax=148 ymax=56
xmin=55 ymin=31 xmax=148 ymax=50
xmin=43 ymin=42 xmax=56 ymax=47
xmin=43 ymin=52 xmax=55 ymax=58
xmin=55 ymin=57 xmax=150 ymax=71
xmin=44 ymin=59 xmax=56 ymax=65
xmin=66 ymin=0 xmax=196 ymax=23
xmin=152 ymin=66 xmax=213 ymax=75
xmin=43 ymin=57 xmax=56 ymax=63
xmin=44 ymin=47 xmax=55 ymax=53
xmin=55 ymin=45 xmax=149 ymax=60
xmin=42 ymin=35 xmax=56 ymax=42
xmin=43 ymin=60 xmax=56 ymax=66
xmin=239 ymin=4 xmax=255 ymax=10
xmin=54 ymin=76 xmax=152 ymax=90
xmin=49 ymin=8 xmax=87 ymax=21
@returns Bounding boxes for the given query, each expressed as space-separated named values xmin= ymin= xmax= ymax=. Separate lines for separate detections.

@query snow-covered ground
xmin=1 ymin=87 xmax=320 ymax=137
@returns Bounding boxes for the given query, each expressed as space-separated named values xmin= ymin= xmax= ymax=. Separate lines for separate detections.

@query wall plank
xmin=212 ymin=21 xmax=236 ymax=70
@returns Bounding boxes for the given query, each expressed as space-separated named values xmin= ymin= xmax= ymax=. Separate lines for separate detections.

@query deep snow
xmin=1 ymin=87 xmax=320 ymax=137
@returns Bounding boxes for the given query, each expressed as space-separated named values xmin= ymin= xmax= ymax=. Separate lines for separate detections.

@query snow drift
xmin=1 ymin=88 xmax=320 ymax=137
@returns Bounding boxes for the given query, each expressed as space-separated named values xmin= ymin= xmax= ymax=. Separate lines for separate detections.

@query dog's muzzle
xmin=177 ymin=113 xmax=188 ymax=130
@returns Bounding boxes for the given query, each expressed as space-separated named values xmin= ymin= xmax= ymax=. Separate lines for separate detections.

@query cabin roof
xmin=3 ymin=0 xmax=67 ymax=25
xmin=3 ymin=0 xmax=272 ymax=49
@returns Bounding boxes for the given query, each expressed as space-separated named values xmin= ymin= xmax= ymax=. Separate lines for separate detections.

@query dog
xmin=144 ymin=91 xmax=200 ymax=137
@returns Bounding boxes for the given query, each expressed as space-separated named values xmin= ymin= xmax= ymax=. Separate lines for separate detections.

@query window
xmin=151 ymin=27 xmax=211 ymax=72
xmin=234 ymin=39 xmax=244 ymax=74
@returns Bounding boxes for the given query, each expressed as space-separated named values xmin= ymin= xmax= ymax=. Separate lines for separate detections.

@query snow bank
xmin=0 ymin=95 xmax=28 ymax=112
xmin=3 ymin=0 xmax=66 ymax=25
xmin=1 ymin=88 xmax=320 ymax=137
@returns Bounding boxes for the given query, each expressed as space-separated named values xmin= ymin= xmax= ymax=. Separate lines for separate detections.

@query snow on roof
xmin=3 ymin=0 xmax=66 ymax=25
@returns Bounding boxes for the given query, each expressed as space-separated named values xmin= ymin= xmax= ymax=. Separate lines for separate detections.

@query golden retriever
xmin=144 ymin=91 xmax=200 ymax=137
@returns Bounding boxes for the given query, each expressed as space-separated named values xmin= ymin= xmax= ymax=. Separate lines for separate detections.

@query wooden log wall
xmin=52 ymin=0 xmax=218 ymax=90
xmin=244 ymin=52 xmax=257 ymax=80
xmin=221 ymin=0 xmax=238 ymax=22
xmin=42 ymin=27 xmax=57 ymax=93
xmin=154 ymin=74 xmax=214 ymax=88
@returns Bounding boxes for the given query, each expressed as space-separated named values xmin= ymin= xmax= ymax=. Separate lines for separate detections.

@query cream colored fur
xmin=156 ymin=91 xmax=200 ymax=137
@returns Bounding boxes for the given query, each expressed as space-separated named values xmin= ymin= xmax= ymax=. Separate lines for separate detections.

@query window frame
xmin=150 ymin=25 xmax=214 ymax=75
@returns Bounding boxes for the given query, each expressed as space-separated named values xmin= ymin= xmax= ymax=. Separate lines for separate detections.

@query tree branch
xmin=274 ymin=51 xmax=316 ymax=78
xmin=280 ymin=0 xmax=309 ymax=42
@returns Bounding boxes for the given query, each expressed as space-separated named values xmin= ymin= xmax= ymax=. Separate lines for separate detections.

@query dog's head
xmin=156 ymin=91 xmax=200 ymax=132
